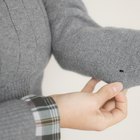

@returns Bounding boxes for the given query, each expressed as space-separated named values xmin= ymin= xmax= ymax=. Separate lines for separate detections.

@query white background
xmin=42 ymin=0 xmax=140 ymax=139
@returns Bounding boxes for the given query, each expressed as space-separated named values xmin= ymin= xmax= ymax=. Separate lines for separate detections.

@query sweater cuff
xmin=21 ymin=94 xmax=61 ymax=140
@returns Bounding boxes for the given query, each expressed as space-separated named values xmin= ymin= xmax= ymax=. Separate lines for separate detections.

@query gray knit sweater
xmin=0 ymin=0 xmax=140 ymax=139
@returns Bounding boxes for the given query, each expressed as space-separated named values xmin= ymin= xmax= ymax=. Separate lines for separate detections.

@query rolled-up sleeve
xmin=21 ymin=94 xmax=61 ymax=140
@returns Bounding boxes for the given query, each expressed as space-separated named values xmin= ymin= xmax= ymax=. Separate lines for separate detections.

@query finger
xmin=102 ymin=98 xmax=115 ymax=111
xmin=107 ymin=93 xmax=127 ymax=127
xmin=81 ymin=78 xmax=100 ymax=93
xmin=95 ymin=82 xmax=123 ymax=107
xmin=102 ymin=89 xmax=127 ymax=111
xmin=115 ymin=89 xmax=128 ymax=102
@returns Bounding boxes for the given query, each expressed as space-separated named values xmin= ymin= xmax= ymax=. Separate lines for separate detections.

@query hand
xmin=51 ymin=78 xmax=127 ymax=131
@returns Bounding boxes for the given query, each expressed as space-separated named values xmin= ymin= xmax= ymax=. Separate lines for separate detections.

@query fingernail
xmin=112 ymin=82 xmax=123 ymax=92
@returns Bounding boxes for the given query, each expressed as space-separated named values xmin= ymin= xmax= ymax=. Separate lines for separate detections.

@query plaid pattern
xmin=21 ymin=94 xmax=61 ymax=140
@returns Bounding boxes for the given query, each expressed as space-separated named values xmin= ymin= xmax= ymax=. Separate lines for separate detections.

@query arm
xmin=43 ymin=0 xmax=140 ymax=89
xmin=0 ymin=95 xmax=60 ymax=140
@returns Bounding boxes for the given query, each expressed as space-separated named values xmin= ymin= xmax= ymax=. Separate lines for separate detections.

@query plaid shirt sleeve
xmin=20 ymin=94 xmax=61 ymax=140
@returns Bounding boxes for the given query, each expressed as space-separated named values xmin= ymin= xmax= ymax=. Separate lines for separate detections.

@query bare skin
xmin=51 ymin=79 xmax=127 ymax=131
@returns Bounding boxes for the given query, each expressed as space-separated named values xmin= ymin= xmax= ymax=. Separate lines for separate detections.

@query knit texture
xmin=0 ymin=0 xmax=51 ymax=139
xmin=44 ymin=0 xmax=140 ymax=89
xmin=0 ymin=0 xmax=140 ymax=139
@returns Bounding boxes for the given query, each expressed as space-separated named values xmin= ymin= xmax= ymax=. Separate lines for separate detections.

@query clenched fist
xmin=51 ymin=78 xmax=127 ymax=131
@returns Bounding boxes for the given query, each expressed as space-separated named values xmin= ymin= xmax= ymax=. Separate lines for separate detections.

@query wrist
xmin=51 ymin=94 xmax=68 ymax=128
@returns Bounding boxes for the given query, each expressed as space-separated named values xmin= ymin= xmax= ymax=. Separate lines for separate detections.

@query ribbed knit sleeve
xmin=43 ymin=0 xmax=140 ymax=89
xmin=0 ymin=95 xmax=60 ymax=140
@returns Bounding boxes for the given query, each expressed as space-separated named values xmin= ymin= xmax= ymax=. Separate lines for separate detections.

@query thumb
xmin=95 ymin=82 xmax=123 ymax=107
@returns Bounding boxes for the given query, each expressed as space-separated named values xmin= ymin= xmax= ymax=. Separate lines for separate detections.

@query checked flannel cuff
xmin=21 ymin=94 xmax=61 ymax=140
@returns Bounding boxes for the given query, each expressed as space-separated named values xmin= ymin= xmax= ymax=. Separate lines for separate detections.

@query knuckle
xmin=121 ymin=112 xmax=128 ymax=120
xmin=123 ymin=112 xmax=128 ymax=119
xmin=95 ymin=124 xmax=107 ymax=131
